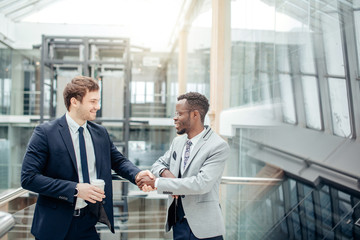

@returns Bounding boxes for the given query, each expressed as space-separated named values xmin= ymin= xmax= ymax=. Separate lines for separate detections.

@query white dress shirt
xmin=66 ymin=112 xmax=97 ymax=209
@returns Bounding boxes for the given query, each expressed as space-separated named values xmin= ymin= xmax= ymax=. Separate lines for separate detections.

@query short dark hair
xmin=63 ymin=76 xmax=99 ymax=111
xmin=178 ymin=92 xmax=209 ymax=123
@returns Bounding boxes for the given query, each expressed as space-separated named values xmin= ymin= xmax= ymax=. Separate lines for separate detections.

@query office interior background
xmin=1 ymin=0 xmax=360 ymax=239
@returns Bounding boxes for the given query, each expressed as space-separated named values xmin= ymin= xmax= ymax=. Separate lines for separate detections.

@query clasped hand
xmin=135 ymin=170 xmax=156 ymax=192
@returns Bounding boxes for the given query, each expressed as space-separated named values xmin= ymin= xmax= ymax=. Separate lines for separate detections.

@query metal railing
xmin=220 ymin=176 xmax=283 ymax=185
xmin=0 ymin=212 xmax=15 ymax=238
xmin=0 ymin=176 xmax=282 ymax=205
xmin=0 ymin=188 xmax=29 ymax=206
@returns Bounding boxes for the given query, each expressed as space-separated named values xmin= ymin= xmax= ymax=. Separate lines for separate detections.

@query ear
xmin=192 ymin=110 xmax=200 ymax=119
xmin=70 ymin=97 xmax=78 ymax=108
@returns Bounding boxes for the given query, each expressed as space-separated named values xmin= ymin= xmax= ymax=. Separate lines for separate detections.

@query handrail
xmin=0 ymin=176 xmax=283 ymax=206
xmin=113 ymin=173 xmax=283 ymax=185
xmin=30 ymin=117 xmax=149 ymax=124
xmin=0 ymin=188 xmax=29 ymax=206
xmin=0 ymin=211 xmax=15 ymax=238
xmin=221 ymin=176 xmax=283 ymax=185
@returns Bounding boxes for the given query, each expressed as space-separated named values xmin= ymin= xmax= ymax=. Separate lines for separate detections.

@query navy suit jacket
xmin=21 ymin=115 xmax=141 ymax=240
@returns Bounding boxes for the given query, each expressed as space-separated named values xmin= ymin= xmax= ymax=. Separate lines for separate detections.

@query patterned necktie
xmin=78 ymin=127 xmax=90 ymax=183
xmin=183 ymin=140 xmax=192 ymax=169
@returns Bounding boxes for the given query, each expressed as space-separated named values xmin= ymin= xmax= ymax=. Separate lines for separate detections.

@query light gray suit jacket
xmin=151 ymin=126 xmax=230 ymax=238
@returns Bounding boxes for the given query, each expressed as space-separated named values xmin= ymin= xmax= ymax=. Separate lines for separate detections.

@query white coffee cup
xmin=91 ymin=179 xmax=105 ymax=191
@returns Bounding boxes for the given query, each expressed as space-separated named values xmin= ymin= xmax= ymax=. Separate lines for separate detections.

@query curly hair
xmin=178 ymin=92 xmax=209 ymax=123
xmin=63 ymin=76 xmax=99 ymax=111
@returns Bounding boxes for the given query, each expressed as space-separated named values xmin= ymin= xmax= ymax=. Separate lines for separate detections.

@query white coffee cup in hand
xmin=91 ymin=179 xmax=105 ymax=191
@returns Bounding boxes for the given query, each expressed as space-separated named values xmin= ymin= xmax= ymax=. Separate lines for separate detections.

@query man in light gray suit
xmin=137 ymin=92 xmax=229 ymax=239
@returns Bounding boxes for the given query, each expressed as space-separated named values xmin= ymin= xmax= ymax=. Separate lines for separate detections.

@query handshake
xmin=135 ymin=170 xmax=157 ymax=192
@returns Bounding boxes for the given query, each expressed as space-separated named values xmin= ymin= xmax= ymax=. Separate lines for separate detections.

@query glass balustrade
xmin=2 ymin=176 xmax=360 ymax=240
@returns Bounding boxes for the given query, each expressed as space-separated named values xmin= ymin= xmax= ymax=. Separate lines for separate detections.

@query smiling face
xmin=173 ymin=99 xmax=192 ymax=135
xmin=70 ymin=90 xmax=100 ymax=125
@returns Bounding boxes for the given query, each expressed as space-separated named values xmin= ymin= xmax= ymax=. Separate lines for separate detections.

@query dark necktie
xmin=183 ymin=140 xmax=192 ymax=168
xmin=78 ymin=127 xmax=90 ymax=183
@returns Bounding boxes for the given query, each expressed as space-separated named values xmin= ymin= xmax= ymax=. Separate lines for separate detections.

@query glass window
xmin=279 ymin=74 xmax=296 ymax=124
xmin=186 ymin=1 xmax=212 ymax=99
xmin=328 ymin=78 xmax=351 ymax=137
xmin=0 ymin=45 xmax=12 ymax=115
xmin=353 ymin=10 xmax=360 ymax=76
xmin=259 ymin=43 xmax=274 ymax=103
xmin=131 ymin=81 xmax=145 ymax=104
xmin=145 ymin=82 xmax=154 ymax=103
xmin=260 ymin=72 xmax=272 ymax=103
xmin=131 ymin=81 xmax=155 ymax=104
xmin=230 ymin=0 xmax=276 ymax=107
xmin=230 ymin=42 xmax=259 ymax=106
xmin=299 ymin=34 xmax=316 ymax=74
xmin=0 ymin=138 xmax=10 ymax=190
xmin=276 ymin=45 xmax=290 ymax=73
xmin=321 ymin=11 xmax=345 ymax=76
xmin=302 ymin=76 xmax=321 ymax=130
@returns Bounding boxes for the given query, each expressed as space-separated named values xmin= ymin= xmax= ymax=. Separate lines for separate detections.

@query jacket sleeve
xmin=151 ymin=139 xmax=175 ymax=177
xmin=21 ymin=125 xmax=77 ymax=204
xmin=107 ymin=129 xmax=141 ymax=184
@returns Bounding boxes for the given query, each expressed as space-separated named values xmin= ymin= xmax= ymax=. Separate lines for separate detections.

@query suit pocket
xmin=37 ymin=196 xmax=57 ymax=209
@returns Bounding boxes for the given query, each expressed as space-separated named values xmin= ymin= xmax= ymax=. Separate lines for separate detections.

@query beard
xmin=177 ymin=128 xmax=186 ymax=135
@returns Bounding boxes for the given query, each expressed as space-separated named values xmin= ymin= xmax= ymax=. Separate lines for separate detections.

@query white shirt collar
xmin=65 ymin=112 xmax=87 ymax=133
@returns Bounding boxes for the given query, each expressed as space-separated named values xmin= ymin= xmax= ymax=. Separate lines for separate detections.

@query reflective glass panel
xmin=321 ymin=11 xmax=345 ymax=76
xmin=302 ymin=76 xmax=321 ymax=130
xmin=353 ymin=10 xmax=360 ymax=76
xmin=186 ymin=1 xmax=211 ymax=98
xmin=299 ymin=34 xmax=316 ymax=74
xmin=279 ymin=74 xmax=296 ymax=124
xmin=230 ymin=0 xmax=276 ymax=107
xmin=328 ymin=78 xmax=351 ymax=137
xmin=0 ymin=43 xmax=12 ymax=115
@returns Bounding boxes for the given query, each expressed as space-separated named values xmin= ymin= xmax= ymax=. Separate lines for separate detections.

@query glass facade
xmin=2 ymin=0 xmax=360 ymax=239
xmin=185 ymin=0 xmax=212 ymax=98
xmin=0 ymin=45 xmax=43 ymax=196
xmin=0 ymin=43 xmax=12 ymax=115
xmin=229 ymin=0 xmax=358 ymax=137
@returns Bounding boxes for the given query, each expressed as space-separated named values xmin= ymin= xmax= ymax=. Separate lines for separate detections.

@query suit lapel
xmin=173 ymin=137 xmax=187 ymax=177
xmin=183 ymin=126 xmax=212 ymax=173
xmin=87 ymin=123 xmax=103 ymax=178
xmin=58 ymin=115 xmax=78 ymax=172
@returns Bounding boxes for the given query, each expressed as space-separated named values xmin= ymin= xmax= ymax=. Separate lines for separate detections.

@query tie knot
xmin=78 ymin=127 xmax=84 ymax=134
xmin=186 ymin=140 xmax=192 ymax=146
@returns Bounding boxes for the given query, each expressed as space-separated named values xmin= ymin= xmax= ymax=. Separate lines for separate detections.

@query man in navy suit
xmin=21 ymin=76 xmax=153 ymax=240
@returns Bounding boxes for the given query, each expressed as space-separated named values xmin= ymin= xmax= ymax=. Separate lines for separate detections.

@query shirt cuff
xmin=155 ymin=178 xmax=159 ymax=188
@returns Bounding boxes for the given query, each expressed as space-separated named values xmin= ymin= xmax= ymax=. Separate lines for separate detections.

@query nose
xmin=96 ymin=102 xmax=101 ymax=110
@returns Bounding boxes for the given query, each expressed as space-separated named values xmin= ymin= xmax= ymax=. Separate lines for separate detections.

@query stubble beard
xmin=177 ymin=128 xmax=186 ymax=135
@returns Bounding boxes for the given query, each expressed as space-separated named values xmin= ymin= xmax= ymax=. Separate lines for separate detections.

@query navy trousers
xmin=35 ymin=206 xmax=99 ymax=240
xmin=65 ymin=207 xmax=100 ymax=240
